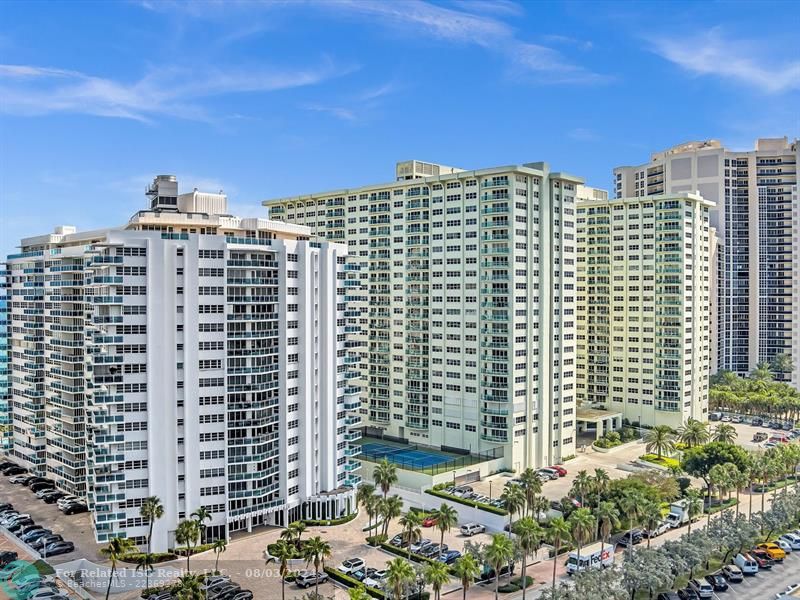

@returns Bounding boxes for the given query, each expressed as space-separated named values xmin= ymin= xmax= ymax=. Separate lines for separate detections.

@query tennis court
xmin=360 ymin=441 xmax=452 ymax=468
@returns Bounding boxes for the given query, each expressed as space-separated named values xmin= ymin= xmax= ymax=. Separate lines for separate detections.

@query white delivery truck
xmin=665 ymin=499 xmax=691 ymax=528
xmin=565 ymin=541 xmax=615 ymax=575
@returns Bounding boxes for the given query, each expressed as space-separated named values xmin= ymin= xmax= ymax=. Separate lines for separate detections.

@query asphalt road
xmin=707 ymin=550 xmax=800 ymax=600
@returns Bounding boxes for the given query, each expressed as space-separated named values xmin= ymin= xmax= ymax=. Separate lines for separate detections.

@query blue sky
xmin=1 ymin=0 xmax=798 ymax=257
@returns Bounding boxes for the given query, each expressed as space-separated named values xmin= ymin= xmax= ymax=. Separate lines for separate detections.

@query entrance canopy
xmin=576 ymin=407 xmax=624 ymax=440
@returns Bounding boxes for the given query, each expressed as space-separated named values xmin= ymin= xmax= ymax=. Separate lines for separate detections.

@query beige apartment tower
xmin=265 ymin=160 xmax=582 ymax=472
xmin=576 ymin=191 xmax=714 ymax=429
xmin=614 ymin=138 xmax=799 ymax=387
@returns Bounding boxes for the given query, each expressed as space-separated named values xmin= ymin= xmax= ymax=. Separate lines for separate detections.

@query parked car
xmin=295 ymin=571 xmax=328 ymax=589
xmin=9 ymin=474 xmax=33 ymax=484
xmin=31 ymin=535 xmax=63 ymax=551
xmin=438 ymin=550 xmax=462 ymax=564
xmin=421 ymin=543 xmax=447 ymax=558
xmin=460 ymin=523 xmax=485 ymax=536
xmin=8 ymin=519 xmax=35 ymax=534
xmin=21 ymin=529 xmax=52 ymax=544
xmin=0 ymin=563 xmax=25 ymax=582
xmin=30 ymin=482 xmax=55 ymax=494
xmin=550 ymin=465 xmax=568 ymax=476
xmin=0 ymin=551 xmax=18 ymax=567
xmin=537 ymin=468 xmax=559 ymax=480
xmin=337 ymin=558 xmax=365 ymax=575
xmin=410 ymin=539 xmax=432 ymax=554
xmin=731 ymin=415 xmax=743 ymax=424
xmin=350 ymin=568 xmax=376 ymax=583
xmin=750 ymin=417 xmax=763 ymax=426
xmin=422 ymin=515 xmax=437 ymax=527
xmin=35 ymin=488 xmax=57 ymax=499
xmin=41 ymin=492 xmax=66 ymax=504
xmin=617 ymin=529 xmax=643 ymax=546
xmin=704 ymin=573 xmax=728 ymax=592
xmin=775 ymin=538 xmax=793 ymax=553
xmin=756 ymin=542 xmax=786 ymax=560
xmin=363 ymin=570 xmax=387 ymax=588
xmin=734 ymin=553 xmax=759 ymax=574
xmin=230 ymin=592 xmax=253 ymax=600
xmin=43 ymin=541 xmax=74 ymax=556
xmin=749 ymin=548 xmax=774 ymax=569
xmin=27 ymin=588 xmax=68 ymax=600
xmin=779 ymin=533 xmax=800 ymax=550
xmin=677 ymin=588 xmax=700 ymax=600
xmin=4 ymin=467 xmax=27 ymax=476
xmin=687 ymin=578 xmax=713 ymax=599
xmin=24 ymin=477 xmax=53 ymax=488
xmin=63 ymin=503 xmax=88 ymax=515
xmin=643 ymin=521 xmax=670 ymax=538
xmin=656 ymin=593 xmax=681 ymax=600
xmin=389 ymin=534 xmax=407 ymax=547
xmin=721 ymin=415 xmax=732 ymax=422
xmin=721 ymin=564 xmax=743 ymax=582
xmin=56 ymin=496 xmax=79 ymax=509
xmin=0 ymin=503 xmax=13 ymax=512
xmin=201 ymin=575 xmax=230 ymax=590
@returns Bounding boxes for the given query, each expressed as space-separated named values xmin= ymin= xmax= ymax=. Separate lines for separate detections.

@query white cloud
xmin=649 ymin=27 xmax=800 ymax=94
xmin=302 ymin=103 xmax=358 ymax=122
xmin=0 ymin=58 xmax=357 ymax=122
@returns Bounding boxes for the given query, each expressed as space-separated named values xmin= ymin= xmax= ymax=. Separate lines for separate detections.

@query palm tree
xmin=380 ymin=495 xmax=404 ymax=537
xmin=363 ymin=493 xmax=380 ymax=535
xmin=712 ymin=423 xmax=738 ymax=444
xmin=685 ymin=488 xmax=703 ymax=535
xmin=548 ymin=517 xmax=572 ymax=590
xmin=568 ymin=508 xmax=596 ymax=567
xmin=191 ymin=506 xmax=213 ymax=545
xmin=398 ymin=511 xmax=422 ymax=559
xmin=139 ymin=496 xmax=164 ymax=555
xmin=432 ymin=503 xmax=459 ymax=551
xmin=135 ymin=553 xmax=155 ymax=593
xmin=357 ymin=483 xmax=377 ymax=530
xmin=513 ymin=517 xmax=543 ymax=600
xmin=677 ymin=418 xmax=710 ymax=448
xmin=770 ymin=353 xmax=794 ymax=379
xmin=212 ymin=538 xmax=227 ymax=573
xmin=173 ymin=573 xmax=203 ymax=600
xmin=485 ymin=533 xmax=515 ymax=600
xmin=644 ymin=425 xmax=675 ymax=459
xmin=751 ymin=361 xmax=773 ymax=382
xmin=529 ymin=495 xmax=550 ymax=522
xmin=423 ymin=560 xmax=450 ymax=600
xmin=281 ymin=520 xmax=306 ymax=549
xmin=348 ymin=585 xmax=372 ymax=600
xmin=373 ymin=457 xmax=398 ymax=498
xmin=270 ymin=539 xmax=294 ymax=600
xmin=500 ymin=484 xmax=525 ymax=536
xmin=593 ymin=468 xmax=611 ymax=506
xmin=175 ymin=519 xmax=201 ymax=573
xmin=619 ymin=490 xmax=643 ymax=560
xmin=452 ymin=553 xmax=481 ymax=600
xmin=571 ymin=470 xmax=593 ymax=508
xmin=385 ymin=557 xmax=415 ymax=600
xmin=594 ymin=501 xmax=620 ymax=560
xmin=519 ymin=468 xmax=542 ymax=517
xmin=100 ymin=536 xmax=136 ymax=600
xmin=302 ymin=536 xmax=332 ymax=598
xmin=641 ymin=500 xmax=662 ymax=549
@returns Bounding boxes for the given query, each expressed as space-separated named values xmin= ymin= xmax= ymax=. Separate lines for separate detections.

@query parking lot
xmin=0 ymin=476 xmax=99 ymax=564
xmin=699 ymin=551 xmax=800 ymax=599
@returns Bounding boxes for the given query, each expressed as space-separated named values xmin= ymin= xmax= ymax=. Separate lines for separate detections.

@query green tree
xmin=373 ymin=458 xmax=398 ymax=498
xmin=302 ymin=536 xmax=332 ymax=598
xmin=139 ymin=496 xmax=164 ymax=555
xmin=547 ymin=517 xmax=572 ymax=590
xmin=681 ymin=441 xmax=750 ymax=501
xmin=270 ymin=539 xmax=294 ymax=600
xmin=595 ymin=501 xmax=620 ymax=561
xmin=423 ymin=560 xmax=450 ymax=600
xmin=751 ymin=361 xmax=774 ymax=382
xmin=191 ymin=506 xmax=213 ymax=544
xmin=619 ymin=490 xmax=644 ymax=561
xmin=379 ymin=495 xmax=404 ymax=537
xmin=453 ymin=553 xmax=481 ymax=600
xmin=135 ymin=553 xmax=155 ymax=593
xmin=398 ymin=511 xmax=422 ymax=559
xmin=519 ymin=468 xmax=543 ymax=517
xmin=432 ymin=503 xmax=459 ymax=552
xmin=280 ymin=521 xmax=307 ymax=549
xmin=485 ymin=533 xmax=515 ymax=600
xmin=593 ymin=468 xmax=611 ymax=505
xmin=677 ymin=418 xmax=710 ymax=448
xmin=175 ymin=519 xmax=201 ymax=573
xmin=568 ymin=508 xmax=596 ymax=565
xmin=571 ymin=470 xmax=593 ymax=508
xmin=356 ymin=483 xmax=378 ymax=531
xmin=641 ymin=500 xmax=662 ymax=549
xmin=385 ymin=557 xmax=415 ymax=600
xmin=685 ymin=488 xmax=704 ymax=536
xmin=712 ymin=423 xmax=738 ymax=444
xmin=348 ymin=585 xmax=372 ymax=600
xmin=100 ymin=536 xmax=136 ymax=600
xmin=212 ymin=538 xmax=227 ymax=573
xmin=770 ymin=353 xmax=794 ymax=379
xmin=500 ymin=484 xmax=525 ymax=536
xmin=644 ymin=425 xmax=676 ymax=459
xmin=174 ymin=573 xmax=203 ymax=600
xmin=513 ymin=517 xmax=543 ymax=600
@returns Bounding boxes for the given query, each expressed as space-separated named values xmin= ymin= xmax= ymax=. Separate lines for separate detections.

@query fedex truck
xmin=565 ymin=542 xmax=615 ymax=575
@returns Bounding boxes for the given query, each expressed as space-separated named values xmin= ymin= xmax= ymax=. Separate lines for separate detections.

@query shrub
xmin=605 ymin=431 xmax=621 ymax=444
xmin=173 ymin=543 xmax=215 ymax=556
xmin=498 ymin=583 xmax=520 ymax=593
xmin=425 ymin=488 xmax=508 ymax=516
xmin=121 ymin=552 xmax=177 ymax=564
xmin=511 ymin=575 xmax=533 ymax=588
xmin=302 ymin=512 xmax=358 ymax=527
xmin=366 ymin=534 xmax=388 ymax=546
xmin=323 ymin=567 xmax=385 ymax=599
xmin=561 ymin=454 xmax=576 ymax=462
xmin=640 ymin=454 xmax=680 ymax=469
xmin=620 ymin=427 xmax=637 ymax=442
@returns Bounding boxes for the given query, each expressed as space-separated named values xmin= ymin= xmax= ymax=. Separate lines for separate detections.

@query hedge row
xmin=498 ymin=576 xmax=533 ymax=593
xmin=120 ymin=552 xmax=177 ymax=564
xmin=424 ymin=488 xmax=508 ymax=516
xmin=303 ymin=511 xmax=358 ymax=527
xmin=323 ymin=567 xmax=385 ymax=599
xmin=173 ymin=542 xmax=216 ymax=556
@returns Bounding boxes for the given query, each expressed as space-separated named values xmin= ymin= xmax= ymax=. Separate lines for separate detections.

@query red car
xmin=550 ymin=465 xmax=568 ymax=477
xmin=422 ymin=515 xmax=438 ymax=527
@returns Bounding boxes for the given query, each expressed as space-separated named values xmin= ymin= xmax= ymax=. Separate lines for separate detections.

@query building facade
xmin=4 ymin=176 xmax=360 ymax=551
xmin=614 ymin=138 xmax=800 ymax=386
xmin=0 ymin=281 xmax=10 ymax=451
xmin=265 ymin=160 xmax=582 ymax=471
xmin=576 ymin=192 xmax=714 ymax=429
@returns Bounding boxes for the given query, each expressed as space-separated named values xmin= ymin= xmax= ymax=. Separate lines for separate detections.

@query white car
xmin=1 ymin=514 xmax=30 ymax=526
xmin=363 ymin=569 xmax=387 ymax=588
xmin=776 ymin=538 xmax=793 ymax=553
xmin=537 ymin=468 xmax=559 ymax=480
xmin=337 ymin=557 xmax=365 ymax=575
xmin=56 ymin=496 xmax=79 ymax=509
xmin=460 ymin=523 xmax=486 ymax=536
xmin=779 ymin=534 xmax=800 ymax=550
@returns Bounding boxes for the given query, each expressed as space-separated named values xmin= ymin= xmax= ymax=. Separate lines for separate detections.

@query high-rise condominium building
xmin=576 ymin=191 xmax=714 ymax=429
xmin=614 ymin=138 xmax=800 ymax=386
xmin=4 ymin=176 xmax=361 ymax=551
xmin=265 ymin=160 xmax=582 ymax=471
xmin=0 ymin=282 xmax=10 ymax=451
